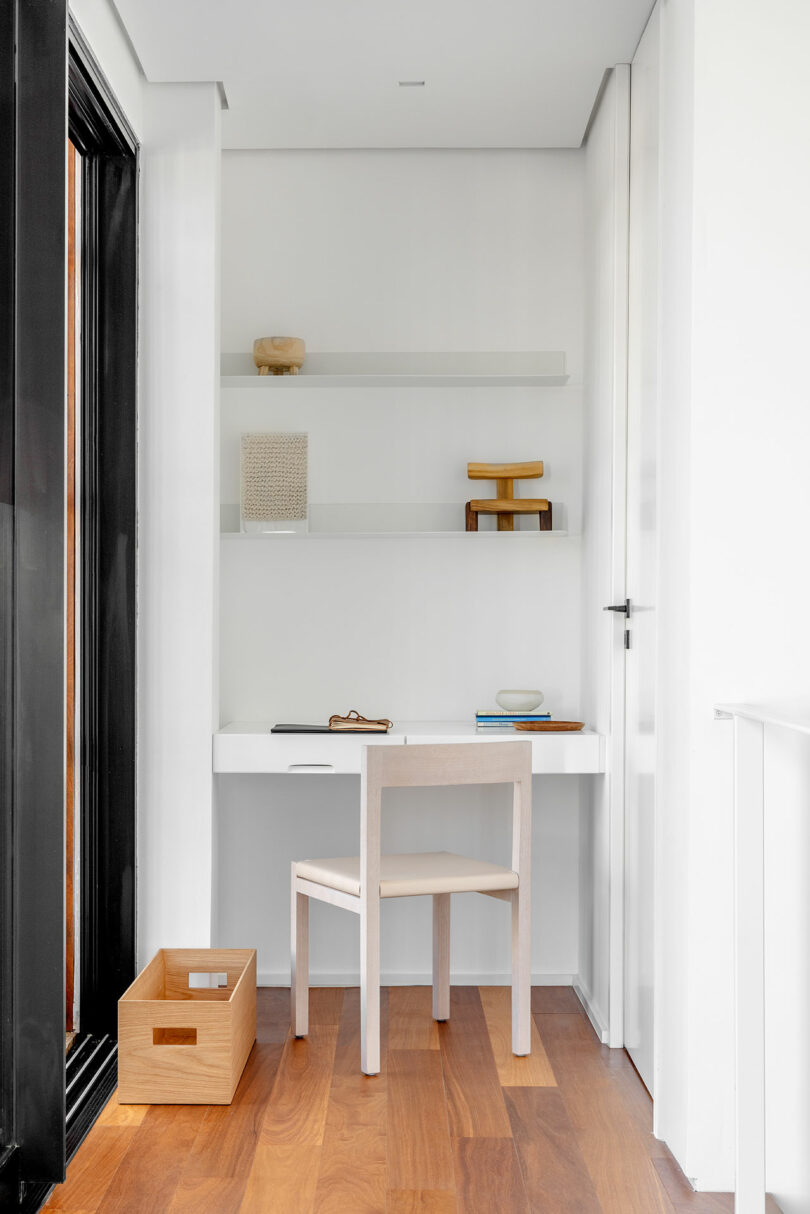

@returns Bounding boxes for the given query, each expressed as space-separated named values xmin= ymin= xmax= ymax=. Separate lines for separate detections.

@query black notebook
xmin=271 ymin=723 xmax=332 ymax=733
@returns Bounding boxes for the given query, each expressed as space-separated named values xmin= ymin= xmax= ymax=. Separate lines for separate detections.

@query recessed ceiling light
xmin=398 ymin=81 xmax=425 ymax=88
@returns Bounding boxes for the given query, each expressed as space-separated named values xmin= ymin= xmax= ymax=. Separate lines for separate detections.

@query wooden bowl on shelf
xmin=253 ymin=336 xmax=305 ymax=376
xmin=513 ymin=720 xmax=584 ymax=732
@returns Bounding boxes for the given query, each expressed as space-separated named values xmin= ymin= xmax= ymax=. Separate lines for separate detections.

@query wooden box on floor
xmin=117 ymin=948 xmax=256 ymax=1104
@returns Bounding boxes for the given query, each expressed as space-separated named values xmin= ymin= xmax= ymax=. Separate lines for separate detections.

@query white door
xmin=624 ymin=7 xmax=660 ymax=1095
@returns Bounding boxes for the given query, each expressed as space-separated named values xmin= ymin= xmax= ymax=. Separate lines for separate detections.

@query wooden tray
xmin=513 ymin=720 xmax=584 ymax=732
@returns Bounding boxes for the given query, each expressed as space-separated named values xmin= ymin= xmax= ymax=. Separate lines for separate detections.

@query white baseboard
xmin=573 ymin=975 xmax=609 ymax=1044
xmin=258 ymin=971 xmax=611 ymax=1045
xmin=258 ymin=970 xmax=575 ymax=988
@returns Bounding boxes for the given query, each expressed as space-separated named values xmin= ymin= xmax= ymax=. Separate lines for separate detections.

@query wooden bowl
xmin=513 ymin=720 xmax=584 ymax=732
xmin=253 ymin=336 xmax=305 ymax=375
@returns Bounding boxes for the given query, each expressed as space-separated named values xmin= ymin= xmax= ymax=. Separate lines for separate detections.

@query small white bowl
xmin=495 ymin=689 xmax=544 ymax=712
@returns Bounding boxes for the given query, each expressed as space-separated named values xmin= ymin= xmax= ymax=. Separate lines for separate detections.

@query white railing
xmin=715 ymin=702 xmax=810 ymax=1214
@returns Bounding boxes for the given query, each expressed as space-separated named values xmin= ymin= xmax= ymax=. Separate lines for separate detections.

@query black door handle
xmin=603 ymin=598 xmax=631 ymax=618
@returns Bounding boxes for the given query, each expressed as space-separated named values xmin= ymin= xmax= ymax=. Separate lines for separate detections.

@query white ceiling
xmin=115 ymin=0 xmax=653 ymax=149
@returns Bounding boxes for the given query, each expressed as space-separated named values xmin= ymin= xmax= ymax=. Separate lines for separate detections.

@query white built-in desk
xmin=213 ymin=721 xmax=605 ymax=775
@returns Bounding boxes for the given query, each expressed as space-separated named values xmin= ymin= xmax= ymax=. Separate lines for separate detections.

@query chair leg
xmin=291 ymin=864 xmax=309 ymax=1037
xmin=511 ymin=887 xmax=531 ymax=1055
xmin=432 ymin=893 xmax=451 ymax=1021
xmin=360 ymin=893 xmax=381 ymax=1075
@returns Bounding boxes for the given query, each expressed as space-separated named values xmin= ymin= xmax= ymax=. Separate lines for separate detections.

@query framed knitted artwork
xmin=240 ymin=432 xmax=308 ymax=534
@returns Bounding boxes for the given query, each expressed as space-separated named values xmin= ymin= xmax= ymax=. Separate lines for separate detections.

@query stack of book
xmin=475 ymin=708 xmax=552 ymax=729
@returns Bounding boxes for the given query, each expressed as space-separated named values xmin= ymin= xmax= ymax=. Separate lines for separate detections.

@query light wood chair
xmin=290 ymin=740 xmax=532 ymax=1075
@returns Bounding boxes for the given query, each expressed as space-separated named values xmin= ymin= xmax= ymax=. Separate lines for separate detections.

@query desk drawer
xmin=214 ymin=730 xmax=404 ymax=774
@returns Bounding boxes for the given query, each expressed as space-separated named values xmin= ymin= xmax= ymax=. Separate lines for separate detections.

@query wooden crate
xmin=118 ymin=948 xmax=256 ymax=1104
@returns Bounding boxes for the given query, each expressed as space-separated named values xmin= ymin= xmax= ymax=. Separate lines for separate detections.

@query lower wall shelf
xmin=221 ymin=529 xmax=569 ymax=541
xmin=220 ymin=501 xmax=569 ymax=538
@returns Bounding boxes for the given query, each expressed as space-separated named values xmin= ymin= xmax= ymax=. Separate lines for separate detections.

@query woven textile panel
xmin=240 ymin=432 xmax=308 ymax=523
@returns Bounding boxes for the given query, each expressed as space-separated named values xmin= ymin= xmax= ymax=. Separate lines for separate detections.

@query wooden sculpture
xmin=465 ymin=460 xmax=552 ymax=532
xmin=253 ymin=336 xmax=306 ymax=376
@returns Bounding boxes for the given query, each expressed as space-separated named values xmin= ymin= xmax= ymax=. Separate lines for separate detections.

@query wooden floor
xmin=45 ymin=986 xmax=739 ymax=1214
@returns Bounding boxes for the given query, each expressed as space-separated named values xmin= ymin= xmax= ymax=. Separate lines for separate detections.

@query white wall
xmin=70 ymin=2 xmax=223 ymax=968
xmin=217 ymin=149 xmax=589 ymax=986
xmin=623 ymin=8 xmax=660 ymax=1093
xmin=217 ymin=773 xmax=583 ymax=985
xmin=222 ymin=149 xmax=584 ymax=364
xmin=579 ymin=67 xmax=630 ymax=1042
xmin=685 ymin=0 xmax=810 ymax=1196
xmin=137 ymin=83 xmax=221 ymax=965
xmin=653 ymin=0 xmax=810 ymax=1198
xmin=652 ymin=0 xmax=694 ymax=1169
xmin=762 ymin=728 xmax=810 ymax=1213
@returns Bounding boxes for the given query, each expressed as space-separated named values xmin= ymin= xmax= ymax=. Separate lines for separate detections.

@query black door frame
xmin=0 ymin=0 xmax=69 ymax=1201
xmin=0 ymin=6 xmax=138 ymax=1203
xmin=0 ymin=0 xmax=69 ymax=1194
xmin=0 ymin=0 xmax=17 ymax=1201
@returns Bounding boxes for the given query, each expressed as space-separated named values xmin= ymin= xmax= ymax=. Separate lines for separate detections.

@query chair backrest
xmin=360 ymin=741 xmax=532 ymax=899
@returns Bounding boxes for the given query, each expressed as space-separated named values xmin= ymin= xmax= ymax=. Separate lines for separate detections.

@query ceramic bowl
xmin=495 ymin=689 xmax=544 ymax=712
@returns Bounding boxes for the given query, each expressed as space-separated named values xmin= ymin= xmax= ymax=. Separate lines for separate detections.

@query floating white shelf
xmin=222 ymin=375 xmax=570 ymax=389
xmin=220 ymin=501 xmax=568 ymax=538
xmin=221 ymin=350 xmax=569 ymax=389
xmin=222 ymin=529 xmax=569 ymax=541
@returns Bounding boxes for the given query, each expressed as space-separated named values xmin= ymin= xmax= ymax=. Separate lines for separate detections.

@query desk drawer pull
xmin=287 ymin=763 xmax=336 ymax=774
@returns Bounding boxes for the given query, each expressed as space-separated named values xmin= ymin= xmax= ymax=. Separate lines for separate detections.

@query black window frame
xmin=0 ymin=7 xmax=138 ymax=1206
xmin=68 ymin=15 xmax=139 ymax=1049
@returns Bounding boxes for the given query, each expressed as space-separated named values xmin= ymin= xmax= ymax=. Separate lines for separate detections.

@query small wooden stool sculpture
xmin=465 ymin=461 xmax=552 ymax=532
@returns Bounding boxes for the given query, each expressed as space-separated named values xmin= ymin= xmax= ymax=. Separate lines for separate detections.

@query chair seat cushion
xmin=294 ymin=850 xmax=519 ymax=898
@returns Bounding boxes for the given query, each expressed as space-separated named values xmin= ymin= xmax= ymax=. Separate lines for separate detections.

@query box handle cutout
xmin=188 ymin=971 xmax=229 ymax=989
xmin=153 ymin=1027 xmax=197 ymax=1045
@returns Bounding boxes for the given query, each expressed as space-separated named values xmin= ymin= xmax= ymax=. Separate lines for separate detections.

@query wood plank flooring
xmin=45 ymin=987 xmax=739 ymax=1214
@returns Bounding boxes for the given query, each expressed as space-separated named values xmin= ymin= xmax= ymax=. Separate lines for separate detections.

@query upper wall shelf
xmin=220 ymin=351 xmax=569 ymax=389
